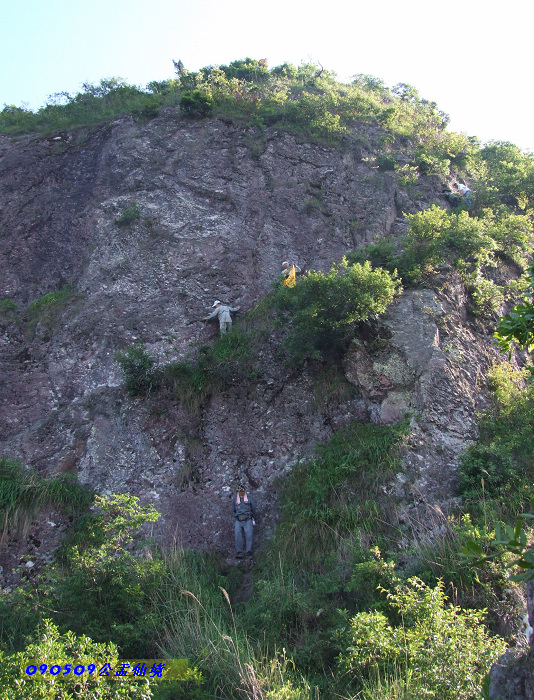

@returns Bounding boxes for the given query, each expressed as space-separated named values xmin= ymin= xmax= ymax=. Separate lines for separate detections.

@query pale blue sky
xmin=2 ymin=0 xmax=533 ymax=151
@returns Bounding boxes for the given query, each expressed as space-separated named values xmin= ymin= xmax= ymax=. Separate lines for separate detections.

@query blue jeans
xmin=234 ymin=517 xmax=253 ymax=554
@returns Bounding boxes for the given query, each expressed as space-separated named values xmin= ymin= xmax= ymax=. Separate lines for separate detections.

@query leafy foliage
xmin=114 ymin=202 xmax=141 ymax=226
xmin=115 ymin=344 xmax=158 ymax=396
xmin=161 ymin=328 xmax=253 ymax=409
xmin=478 ymin=141 xmax=534 ymax=212
xmin=271 ymin=258 xmax=401 ymax=364
xmin=349 ymin=206 xmax=533 ymax=321
xmin=458 ymin=362 xmax=534 ymax=518
xmin=495 ymin=261 xmax=534 ymax=354
xmin=402 ymin=513 xmax=519 ymax=639
xmin=1 ymin=78 xmax=168 ymax=133
xmin=179 ymin=90 xmax=214 ymax=118
xmin=40 ymin=494 xmax=162 ymax=657
xmin=0 ymin=458 xmax=92 ymax=543
xmin=338 ymin=577 xmax=505 ymax=700
xmin=0 ymin=619 xmax=153 ymax=699
xmin=462 ymin=498 xmax=534 ymax=583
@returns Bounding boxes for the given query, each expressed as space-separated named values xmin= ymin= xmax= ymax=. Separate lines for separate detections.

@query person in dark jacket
xmin=233 ymin=483 xmax=256 ymax=559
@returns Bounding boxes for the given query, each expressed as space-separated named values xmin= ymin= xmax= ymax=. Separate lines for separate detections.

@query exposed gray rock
xmin=0 ymin=114 xmax=507 ymax=560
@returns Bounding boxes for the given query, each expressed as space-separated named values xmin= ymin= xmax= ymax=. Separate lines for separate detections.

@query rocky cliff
xmin=0 ymin=109 xmax=504 ymax=568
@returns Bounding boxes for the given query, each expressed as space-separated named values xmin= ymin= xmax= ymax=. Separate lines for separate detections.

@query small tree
xmin=338 ymin=577 xmax=505 ymax=700
xmin=179 ymin=90 xmax=214 ymax=118
xmin=272 ymin=258 xmax=401 ymax=364
xmin=53 ymin=494 xmax=163 ymax=656
xmin=0 ymin=619 xmax=153 ymax=699
xmin=494 ymin=261 xmax=534 ymax=356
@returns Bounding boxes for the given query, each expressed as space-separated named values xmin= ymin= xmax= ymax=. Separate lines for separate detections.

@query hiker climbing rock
xmin=281 ymin=261 xmax=301 ymax=288
xmin=202 ymin=300 xmax=240 ymax=336
xmin=233 ymin=482 xmax=256 ymax=559
xmin=441 ymin=184 xmax=462 ymax=206
xmin=457 ymin=182 xmax=472 ymax=207
xmin=281 ymin=261 xmax=301 ymax=278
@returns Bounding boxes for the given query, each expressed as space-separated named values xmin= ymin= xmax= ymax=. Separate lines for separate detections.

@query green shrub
xmin=377 ymin=154 xmax=396 ymax=172
xmin=239 ymin=421 xmax=408 ymax=679
xmin=495 ymin=260 xmax=534 ymax=354
xmin=414 ymin=150 xmax=450 ymax=177
xmin=458 ymin=363 xmax=534 ymax=519
xmin=346 ymin=547 xmax=401 ymax=612
xmin=114 ymin=202 xmax=141 ymax=226
xmin=220 ymin=57 xmax=270 ymax=83
xmin=338 ymin=577 xmax=506 ymax=700
xmin=0 ymin=619 xmax=153 ymax=699
xmin=479 ymin=140 xmax=534 ymax=212
xmin=162 ymin=329 xmax=253 ymax=409
xmin=116 ymin=344 xmax=158 ymax=396
xmin=271 ymin=257 xmax=401 ymax=365
xmin=0 ymin=458 xmax=92 ymax=544
xmin=0 ymin=79 xmax=164 ymax=134
xmin=130 ymin=95 xmax=162 ymax=121
xmin=179 ymin=90 xmax=214 ymax=118
xmin=403 ymin=513 xmax=520 ymax=639
xmin=51 ymin=494 xmax=163 ymax=657
xmin=395 ymin=163 xmax=419 ymax=186
xmin=351 ymin=206 xmax=532 ymax=291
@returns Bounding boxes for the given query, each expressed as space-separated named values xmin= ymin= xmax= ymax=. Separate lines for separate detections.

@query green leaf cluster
xmin=461 ymin=498 xmax=534 ymax=584
xmin=477 ymin=141 xmax=534 ymax=212
xmin=42 ymin=494 xmax=163 ymax=658
xmin=350 ymin=206 xmax=533 ymax=320
xmin=179 ymin=90 xmax=214 ymax=118
xmin=0 ymin=619 xmax=153 ymax=699
xmin=338 ymin=577 xmax=505 ymax=700
xmin=115 ymin=343 xmax=158 ymax=396
xmin=0 ymin=458 xmax=92 ymax=543
xmin=271 ymin=258 xmax=401 ymax=364
xmin=114 ymin=202 xmax=141 ymax=226
xmin=495 ymin=261 xmax=534 ymax=354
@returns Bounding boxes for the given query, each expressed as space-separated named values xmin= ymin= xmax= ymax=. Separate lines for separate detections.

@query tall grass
xmin=154 ymin=546 xmax=315 ymax=699
xmin=161 ymin=328 xmax=254 ymax=410
xmin=0 ymin=458 xmax=92 ymax=544
xmin=280 ymin=420 xmax=408 ymax=543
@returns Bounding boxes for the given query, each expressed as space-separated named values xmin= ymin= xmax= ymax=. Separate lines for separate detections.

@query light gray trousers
xmin=234 ymin=518 xmax=253 ymax=554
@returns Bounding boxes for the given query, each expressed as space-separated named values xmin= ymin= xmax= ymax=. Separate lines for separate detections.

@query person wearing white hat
xmin=457 ymin=182 xmax=472 ymax=206
xmin=281 ymin=260 xmax=301 ymax=278
xmin=202 ymin=300 xmax=240 ymax=335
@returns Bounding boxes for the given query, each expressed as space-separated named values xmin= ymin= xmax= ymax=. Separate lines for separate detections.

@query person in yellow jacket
xmin=281 ymin=261 xmax=301 ymax=278
xmin=281 ymin=261 xmax=301 ymax=288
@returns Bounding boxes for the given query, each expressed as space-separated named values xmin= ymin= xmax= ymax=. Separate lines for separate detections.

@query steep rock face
xmin=0 ymin=111 xmax=501 ymax=565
